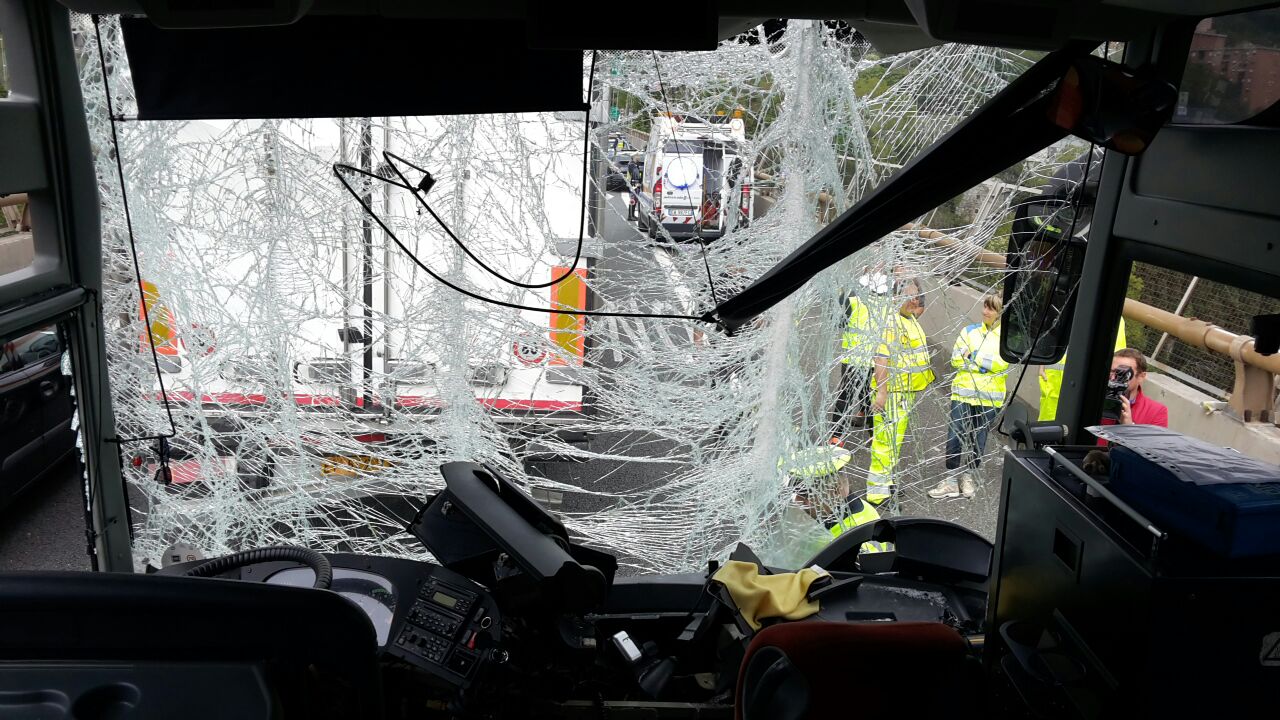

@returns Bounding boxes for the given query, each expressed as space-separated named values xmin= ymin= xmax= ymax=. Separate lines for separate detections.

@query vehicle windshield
xmin=78 ymin=15 xmax=1082 ymax=573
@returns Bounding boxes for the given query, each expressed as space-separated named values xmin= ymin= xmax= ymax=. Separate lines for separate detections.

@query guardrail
xmin=0 ymin=192 xmax=31 ymax=233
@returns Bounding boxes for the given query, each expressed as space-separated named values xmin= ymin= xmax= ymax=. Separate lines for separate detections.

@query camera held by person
xmin=1101 ymin=364 xmax=1135 ymax=421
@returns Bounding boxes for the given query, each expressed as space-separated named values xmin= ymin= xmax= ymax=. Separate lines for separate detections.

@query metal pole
xmin=338 ymin=120 xmax=355 ymax=407
xmin=360 ymin=117 xmax=374 ymax=411
xmin=1151 ymin=276 xmax=1199 ymax=360
xmin=382 ymin=118 xmax=394 ymax=373
xmin=588 ymin=59 xmax=604 ymax=241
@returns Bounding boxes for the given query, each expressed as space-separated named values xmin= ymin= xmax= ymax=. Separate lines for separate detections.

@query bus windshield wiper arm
xmin=710 ymin=44 xmax=1091 ymax=333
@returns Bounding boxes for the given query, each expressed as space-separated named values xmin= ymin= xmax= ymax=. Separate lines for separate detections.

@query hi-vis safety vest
xmin=950 ymin=322 xmax=1009 ymax=408
xmin=1038 ymin=317 xmax=1128 ymax=418
xmin=786 ymin=444 xmax=852 ymax=480
xmin=873 ymin=313 xmax=935 ymax=393
xmin=841 ymin=296 xmax=889 ymax=368
xmin=829 ymin=499 xmax=879 ymax=538
xmin=829 ymin=498 xmax=890 ymax=554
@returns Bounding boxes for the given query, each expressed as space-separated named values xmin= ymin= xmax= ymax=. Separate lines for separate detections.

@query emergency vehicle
xmin=635 ymin=113 xmax=755 ymax=241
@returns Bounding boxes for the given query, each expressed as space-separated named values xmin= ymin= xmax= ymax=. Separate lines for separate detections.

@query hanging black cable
xmin=333 ymin=164 xmax=710 ymax=323
xmin=93 ymin=15 xmax=177 ymax=444
xmin=388 ymin=52 xmax=599 ymax=290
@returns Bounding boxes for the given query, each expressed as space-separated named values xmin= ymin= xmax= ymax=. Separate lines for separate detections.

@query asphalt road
xmin=0 ymin=455 xmax=94 ymax=571
xmin=539 ymin=191 xmax=1009 ymax=567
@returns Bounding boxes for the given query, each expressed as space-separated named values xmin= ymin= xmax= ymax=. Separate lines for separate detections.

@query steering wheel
xmin=183 ymin=545 xmax=333 ymax=590
xmin=806 ymin=517 xmax=992 ymax=583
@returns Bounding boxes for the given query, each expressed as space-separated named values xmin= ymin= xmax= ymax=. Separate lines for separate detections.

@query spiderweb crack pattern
xmin=75 ymin=15 xmax=1089 ymax=573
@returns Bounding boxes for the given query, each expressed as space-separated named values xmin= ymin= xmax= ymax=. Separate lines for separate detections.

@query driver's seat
xmin=735 ymin=620 xmax=973 ymax=720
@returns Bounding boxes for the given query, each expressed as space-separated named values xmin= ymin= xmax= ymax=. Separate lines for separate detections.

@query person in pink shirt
xmin=1098 ymin=348 xmax=1169 ymax=441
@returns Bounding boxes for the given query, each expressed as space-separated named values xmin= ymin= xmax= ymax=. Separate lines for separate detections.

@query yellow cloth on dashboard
xmin=712 ymin=560 xmax=824 ymax=631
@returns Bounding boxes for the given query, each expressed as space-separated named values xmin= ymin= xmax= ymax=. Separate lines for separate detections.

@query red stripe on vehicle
xmin=395 ymin=396 xmax=444 ymax=408
xmin=162 ymin=391 xmax=578 ymax=412
xmin=395 ymin=396 xmax=581 ymax=412
xmin=162 ymin=391 xmax=341 ymax=406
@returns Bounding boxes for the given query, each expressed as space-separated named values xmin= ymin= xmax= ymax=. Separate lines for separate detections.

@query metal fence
xmin=1126 ymin=262 xmax=1280 ymax=394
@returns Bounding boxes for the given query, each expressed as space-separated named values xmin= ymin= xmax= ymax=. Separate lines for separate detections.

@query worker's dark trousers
xmin=944 ymin=400 xmax=999 ymax=471
xmin=833 ymin=364 xmax=874 ymax=438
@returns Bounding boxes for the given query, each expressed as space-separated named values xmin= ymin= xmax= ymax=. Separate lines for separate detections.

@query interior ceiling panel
xmin=118 ymin=16 xmax=583 ymax=120
xmin=64 ymin=0 xmax=1278 ymax=119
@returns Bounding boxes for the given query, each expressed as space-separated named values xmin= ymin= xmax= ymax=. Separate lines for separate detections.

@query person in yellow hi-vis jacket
xmin=787 ymin=443 xmax=889 ymax=555
xmin=929 ymin=293 xmax=1009 ymax=500
xmin=834 ymin=269 xmax=891 ymax=440
xmin=866 ymin=279 xmax=935 ymax=508
xmin=1038 ymin=317 xmax=1127 ymax=421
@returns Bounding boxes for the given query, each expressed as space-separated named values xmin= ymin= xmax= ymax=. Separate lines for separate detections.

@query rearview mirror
xmin=999 ymin=198 xmax=1087 ymax=365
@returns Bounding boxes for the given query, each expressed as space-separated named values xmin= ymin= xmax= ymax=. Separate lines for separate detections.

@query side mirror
xmin=999 ymin=197 xmax=1087 ymax=365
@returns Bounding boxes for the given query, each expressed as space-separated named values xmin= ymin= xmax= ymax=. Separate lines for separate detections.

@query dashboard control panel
xmin=387 ymin=568 xmax=501 ymax=688
xmin=176 ymin=552 xmax=505 ymax=693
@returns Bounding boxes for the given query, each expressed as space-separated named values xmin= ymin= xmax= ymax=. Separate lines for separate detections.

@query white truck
xmin=131 ymin=115 xmax=594 ymax=488
xmin=635 ymin=113 xmax=755 ymax=241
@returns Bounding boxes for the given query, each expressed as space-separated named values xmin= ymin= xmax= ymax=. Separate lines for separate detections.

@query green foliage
xmin=995 ymin=161 xmax=1026 ymax=184
xmin=853 ymin=65 xmax=884 ymax=98
xmin=926 ymin=197 xmax=968 ymax=230
xmin=1212 ymin=9 xmax=1280 ymax=48
xmin=1126 ymin=271 xmax=1145 ymax=302
xmin=853 ymin=61 xmax=912 ymax=99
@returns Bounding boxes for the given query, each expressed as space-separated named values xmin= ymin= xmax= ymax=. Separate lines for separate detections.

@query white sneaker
xmin=959 ymin=471 xmax=977 ymax=499
xmin=927 ymin=478 xmax=960 ymax=499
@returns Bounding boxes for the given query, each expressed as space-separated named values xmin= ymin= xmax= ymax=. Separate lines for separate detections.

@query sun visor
xmin=119 ymin=16 xmax=583 ymax=120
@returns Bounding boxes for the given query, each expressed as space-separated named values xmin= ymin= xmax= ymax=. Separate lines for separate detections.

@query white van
xmin=635 ymin=114 xmax=754 ymax=241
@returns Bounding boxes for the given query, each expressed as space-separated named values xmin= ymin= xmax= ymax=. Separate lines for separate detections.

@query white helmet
xmin=858 ymin=272 xmax=890 ymax=295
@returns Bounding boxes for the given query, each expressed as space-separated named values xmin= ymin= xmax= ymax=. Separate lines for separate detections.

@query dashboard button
xmin=448 ymin=650 xmax=477 ymax=676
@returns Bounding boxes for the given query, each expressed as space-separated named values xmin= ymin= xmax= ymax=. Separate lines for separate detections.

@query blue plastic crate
xmin=1101 ymin=428 xmax=1280 ymax=559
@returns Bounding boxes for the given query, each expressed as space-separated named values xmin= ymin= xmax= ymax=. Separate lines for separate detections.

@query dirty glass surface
xmin=1175 ymin=7 xmax=1280 ymax=125
xmin=77 ymin=16 xmax=1094 ymax=573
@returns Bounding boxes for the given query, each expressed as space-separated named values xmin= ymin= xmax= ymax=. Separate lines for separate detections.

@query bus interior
xmin=0 ymin=1 xmax=1278 ymax=718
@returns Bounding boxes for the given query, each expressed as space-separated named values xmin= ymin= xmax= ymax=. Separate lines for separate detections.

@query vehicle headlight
xmin=386 ymin=359 xmax=435 ymax=385
xmin=469 ymin=363 xmax=508 ymax=387
xmin=157 ymin=354 xmax=183 ymax=374
xmin=296 ymin=359 xmax=351 ymax=386
xmin=220 ymin=354 xmax=275 ymax=383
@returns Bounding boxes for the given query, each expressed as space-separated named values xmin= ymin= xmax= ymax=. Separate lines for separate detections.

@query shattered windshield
xmin=77 ymin=16 xmax=1090 ymax=573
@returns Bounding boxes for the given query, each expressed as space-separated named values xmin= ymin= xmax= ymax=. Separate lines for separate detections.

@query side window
xmin=0 ymin=321 xmax=86 ymax=572
xmin=0 ymin=337 xmax=20 ymax=374
xmin=0 ymin=27 xmax=8 ymax=98
xmin=1122 ymin=262 xmax=1280 ymax=462
xmin=1 ymin=28 xmax=37 ymax=278
xmin=16 ymin=330 xmax=61 ymax=364
xmin=1174 ymin=7 xmax=1280 ymax=125
xmin=0 ymin=193 xmax=34 ymax=277
xmin=0 ymin=328 xmax=57 ymax=375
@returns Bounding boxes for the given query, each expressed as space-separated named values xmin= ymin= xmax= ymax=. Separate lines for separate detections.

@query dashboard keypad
xmin=389 ymin=569 xmax=497 ymax=688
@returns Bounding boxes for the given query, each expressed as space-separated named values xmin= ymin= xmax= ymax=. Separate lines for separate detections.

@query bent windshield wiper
xmin=710 ymin=42 xmax=1174 ymax=333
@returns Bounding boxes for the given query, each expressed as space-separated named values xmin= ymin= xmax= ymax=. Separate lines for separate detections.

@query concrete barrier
xmin=0 ymin=232 xmax=34 ymax=276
